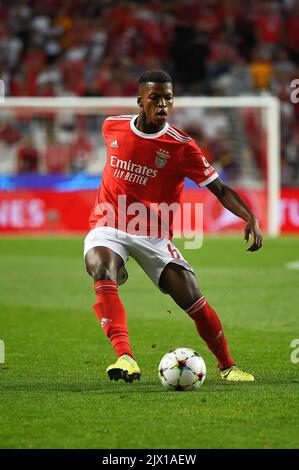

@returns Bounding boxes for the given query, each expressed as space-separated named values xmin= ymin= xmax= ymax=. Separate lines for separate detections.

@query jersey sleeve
xmin=183 ymin=139 xmax=219 ymax=187
xmin=101 ymin=117 xmax=110 ymax=141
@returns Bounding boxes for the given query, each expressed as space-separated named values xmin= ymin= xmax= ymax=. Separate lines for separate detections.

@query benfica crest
xmin=155 ymin=149 xmax=170 ymax=168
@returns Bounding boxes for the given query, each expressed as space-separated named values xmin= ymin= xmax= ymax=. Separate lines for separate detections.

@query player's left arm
xmin=207 ymin=177 xmax=263 ymax=252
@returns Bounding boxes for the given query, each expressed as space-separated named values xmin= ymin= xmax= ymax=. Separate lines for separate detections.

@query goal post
xmin=0 ymin=96 xmax=280 ymax=236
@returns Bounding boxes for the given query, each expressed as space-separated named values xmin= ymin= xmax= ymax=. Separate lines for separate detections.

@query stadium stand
xmin=0 ymin=0 xmax=298 ymax=185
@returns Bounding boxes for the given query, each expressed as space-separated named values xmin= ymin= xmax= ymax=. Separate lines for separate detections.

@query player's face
xmin=138 ymin=82 xmax=174 ymax=127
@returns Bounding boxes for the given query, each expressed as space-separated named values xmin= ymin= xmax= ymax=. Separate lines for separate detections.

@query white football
xmin=158 ymin=347 xmax=206 ymax=391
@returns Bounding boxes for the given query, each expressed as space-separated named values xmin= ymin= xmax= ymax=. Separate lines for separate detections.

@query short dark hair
xmin=139 ymin=70 xmax=173 ymax=85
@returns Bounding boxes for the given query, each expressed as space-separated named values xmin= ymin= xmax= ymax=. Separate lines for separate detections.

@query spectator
xmin=0 ymin=121 xmax=21 ymax=144
xmin=0 ymin=0 xmax=298 ymax=184
xmin=285 ymin=0 xmax=299 ymax=62
xmin=17 ymin=137 xmax=39 ymax=173
xmin=249 ymin=46 xmax=274 ymax=91
xmin=69 ymin=130 xmax=93 ymax=173
xmin=44 ymin=134 xmax=70 ymax=173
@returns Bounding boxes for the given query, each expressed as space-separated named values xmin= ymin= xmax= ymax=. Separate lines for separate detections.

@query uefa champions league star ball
xmin=158 ymin=347 xmax=206 ymax=391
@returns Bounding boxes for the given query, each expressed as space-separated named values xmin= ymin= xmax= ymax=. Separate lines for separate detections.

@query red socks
xmin=186 ymin=297 xmax=235 ymax=369
xmin=92 ymin=281 xmax=233 ymax=368
xmin=93 ymin=280 xmax=134 ymax=358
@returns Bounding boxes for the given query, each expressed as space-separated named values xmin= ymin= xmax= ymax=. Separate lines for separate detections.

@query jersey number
xmin=167 ymin=243 xmax=180 ymax=260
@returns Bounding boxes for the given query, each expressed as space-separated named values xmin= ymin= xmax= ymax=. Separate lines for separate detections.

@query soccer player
xmin=84 ymin=70 xmax=262 ymax=383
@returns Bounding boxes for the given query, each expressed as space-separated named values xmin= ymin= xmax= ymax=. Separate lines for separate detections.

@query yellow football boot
xmin=106 ymin=354 xmax=141 ymax=383
xmin=220 ymin=365 xmax=254 ymax=382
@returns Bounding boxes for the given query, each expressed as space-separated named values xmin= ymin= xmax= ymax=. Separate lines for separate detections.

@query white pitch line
xmin=286 ymin=261 xmax=299 ymax=270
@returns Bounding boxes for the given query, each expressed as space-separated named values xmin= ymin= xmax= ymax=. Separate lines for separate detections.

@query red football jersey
xmin=89 ymin=114 xmax=218 ymax=237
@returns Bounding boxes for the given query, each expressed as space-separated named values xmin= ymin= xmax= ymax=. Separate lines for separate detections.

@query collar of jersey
xmin=130 ymin=115 xmax=169 ymax=139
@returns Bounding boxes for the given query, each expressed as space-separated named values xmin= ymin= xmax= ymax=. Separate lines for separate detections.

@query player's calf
xmin=186 ymin=296 xmax=235 ymax=370
xmin=93 ymin=280 xmax=135 ymax=359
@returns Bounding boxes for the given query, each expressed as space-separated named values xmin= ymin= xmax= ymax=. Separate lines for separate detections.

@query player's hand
xmin=244 ymin=217 xmax=263 ymax=252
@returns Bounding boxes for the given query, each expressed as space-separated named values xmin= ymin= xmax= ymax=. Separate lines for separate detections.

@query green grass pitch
xmin=0 ymin=236 xmax=298 ymax=449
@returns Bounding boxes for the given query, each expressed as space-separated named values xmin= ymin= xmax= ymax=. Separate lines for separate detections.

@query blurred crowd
xmin=0 ymin=0 xmax=299 ymax=185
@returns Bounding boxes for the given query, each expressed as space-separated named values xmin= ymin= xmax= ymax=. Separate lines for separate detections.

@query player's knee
xmin=88 ymin=265 xmax=116 ymax=282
